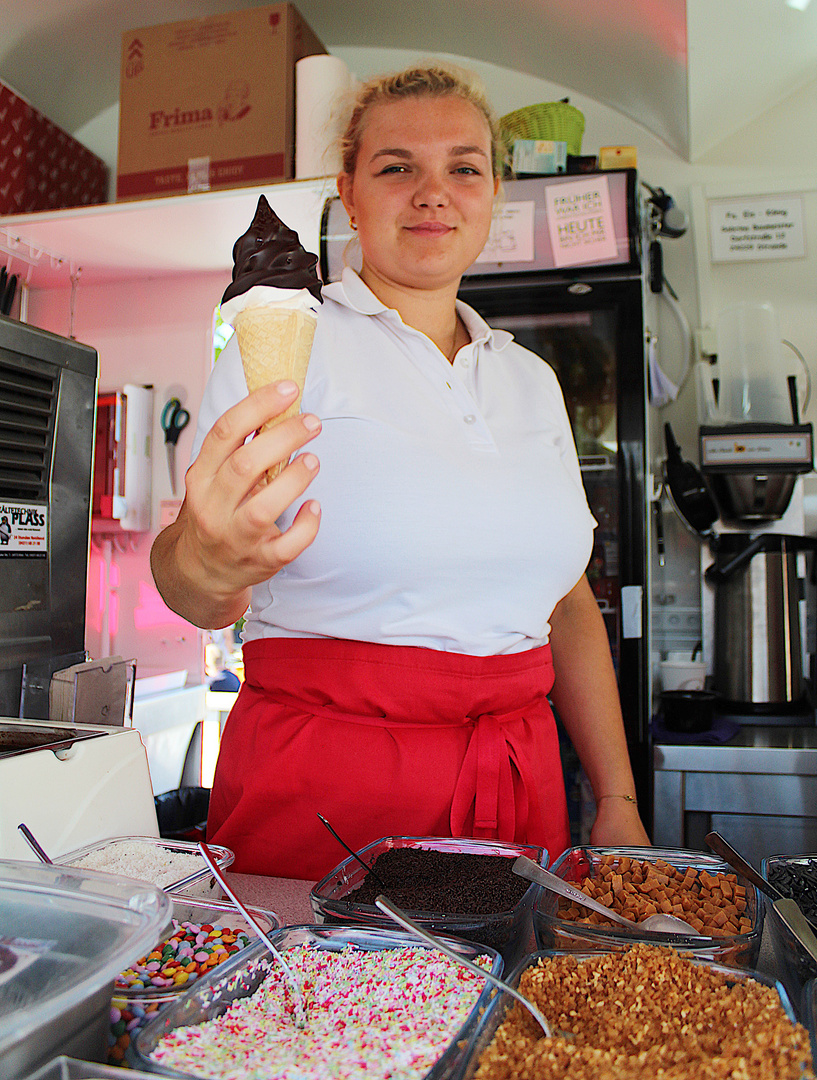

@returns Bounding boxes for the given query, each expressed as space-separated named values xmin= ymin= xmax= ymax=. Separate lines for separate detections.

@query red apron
xmin=207 ymin=638 xmax=571 ymax=879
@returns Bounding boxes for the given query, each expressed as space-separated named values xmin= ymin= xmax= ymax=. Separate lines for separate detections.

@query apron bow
xmin=449 ymin=705 xmax=545 ymax=842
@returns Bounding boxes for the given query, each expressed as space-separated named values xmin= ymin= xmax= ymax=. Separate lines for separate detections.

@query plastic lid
xmin=0 ymin=860 xmax=171 ymax=1054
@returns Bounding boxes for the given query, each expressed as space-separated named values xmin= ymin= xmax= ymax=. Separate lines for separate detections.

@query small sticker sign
xmin=475 ymin=201 xmax=535 ymax=263
xmin=159 ymin=498 xmax=183 ymax=528
xmin=0 ymin=501 xmax=48 ymax=556
xmin=545 ymin=176 xmax=619 ymax=268
xmin=709 ymin=194 xmax=806 ymax=262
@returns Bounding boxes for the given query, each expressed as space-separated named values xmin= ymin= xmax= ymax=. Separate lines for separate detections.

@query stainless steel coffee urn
xmin=693 ymin=302 xmax=816 ymax=721
xmin=705 ymin=533 xmax=817 ymax=714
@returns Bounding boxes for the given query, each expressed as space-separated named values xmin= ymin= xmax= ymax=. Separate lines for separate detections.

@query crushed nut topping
xmin=473 ymin=945 xmax=814 ymax=1080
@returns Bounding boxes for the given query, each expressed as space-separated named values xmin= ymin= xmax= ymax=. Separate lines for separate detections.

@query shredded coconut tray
xmin=59 ymin=837 xmax=233 ymax=898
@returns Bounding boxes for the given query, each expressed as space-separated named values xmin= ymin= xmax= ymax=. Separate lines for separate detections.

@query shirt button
xmin=463 ymin=414 xmax=477 ymax=424
xmin=460 ymin=356 xmax=470 ymax=367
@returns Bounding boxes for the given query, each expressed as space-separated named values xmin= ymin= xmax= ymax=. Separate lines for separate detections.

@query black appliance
xmin=0 ymin=316 xmax=98 ymax=718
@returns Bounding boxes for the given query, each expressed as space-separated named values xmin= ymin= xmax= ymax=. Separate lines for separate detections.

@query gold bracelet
xmin=597 ymin=794 xmax=638 ymax=804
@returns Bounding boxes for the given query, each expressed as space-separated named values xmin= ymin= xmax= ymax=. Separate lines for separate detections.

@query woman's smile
xmin=405 ymin=221 xmax=455 ymax=236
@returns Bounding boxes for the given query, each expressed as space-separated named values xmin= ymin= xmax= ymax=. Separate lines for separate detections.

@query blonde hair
xmin=338 ymin=63 xmax=505 ymax=178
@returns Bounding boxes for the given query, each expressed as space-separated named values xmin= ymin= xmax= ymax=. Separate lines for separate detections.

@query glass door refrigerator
xmin=321 ymin=169 xmax=657 ymax=838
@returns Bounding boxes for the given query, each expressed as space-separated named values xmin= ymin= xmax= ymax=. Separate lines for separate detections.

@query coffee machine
xmin=697 ymin=302 xmax=815 ymax=722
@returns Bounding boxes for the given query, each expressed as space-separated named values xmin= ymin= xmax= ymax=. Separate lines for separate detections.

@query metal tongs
xmin=197 ymin=843 xmax=307 ymax=1027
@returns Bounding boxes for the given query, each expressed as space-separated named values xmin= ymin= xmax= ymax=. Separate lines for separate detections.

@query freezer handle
xmin=621 ymin=586 xmax=643 ymax=639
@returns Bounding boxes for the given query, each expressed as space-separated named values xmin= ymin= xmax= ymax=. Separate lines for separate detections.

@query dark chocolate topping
xmin=347 ymin=848 xmax=529 ymax=915
xmin=221 ymin=194 xmax=322 ymax=305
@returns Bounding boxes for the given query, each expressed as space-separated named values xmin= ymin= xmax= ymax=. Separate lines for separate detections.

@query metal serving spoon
xmin=374 ymin=894 xmax=555 ymax=1038
xmin=197 ymin=843 xmax=307 ymax=1027
xmin=18 ymin=822 xmax=53 ymax=863
xmin=705 ymin=831 xmax=817 ymax=963
xmin=513 ymin=855 xmax=701 ymax=936
xmin=316 ymin=813 xmax=388 ymax=889
xmin=704 ymin=831 xmax=781 ymax=900
xmin=775 ymin=897 xmax=817 ymax=966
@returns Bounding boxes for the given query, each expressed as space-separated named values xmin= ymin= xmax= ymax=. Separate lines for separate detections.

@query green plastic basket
xmin=500 ymin=100 xmax=585 ymax=157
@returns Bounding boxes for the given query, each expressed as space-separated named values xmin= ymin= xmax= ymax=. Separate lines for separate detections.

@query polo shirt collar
xmin=456 ymin=299 xmax=514 ymax=352
xmin=322 ymin=267 xmax=389 ymax=315
xmin=323 ymin=267 xmax=514 ymax=352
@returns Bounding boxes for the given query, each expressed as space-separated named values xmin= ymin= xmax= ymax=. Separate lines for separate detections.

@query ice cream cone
xmin=234 ymin=305 xmax=317 ymax=480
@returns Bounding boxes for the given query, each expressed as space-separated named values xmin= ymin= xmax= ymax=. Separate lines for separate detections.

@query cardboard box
xmin=0 ymin=80 xmax=108 ymax=215
xmin=117 ymin=4 xmax=326 ymax=201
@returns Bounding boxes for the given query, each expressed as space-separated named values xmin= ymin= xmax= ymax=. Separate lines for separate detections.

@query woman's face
xmin=337 ymin=94 xmax=498 ymax=297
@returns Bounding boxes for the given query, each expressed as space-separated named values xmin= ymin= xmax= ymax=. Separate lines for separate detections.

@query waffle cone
xmin=234 ymin=306 xmax=317 ymax=480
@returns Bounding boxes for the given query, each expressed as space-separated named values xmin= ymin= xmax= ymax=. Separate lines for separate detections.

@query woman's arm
xmin=150 ymin=380 xmax=322 ymax=629
xmin=547 ymin=574 xmax=651 ymax=846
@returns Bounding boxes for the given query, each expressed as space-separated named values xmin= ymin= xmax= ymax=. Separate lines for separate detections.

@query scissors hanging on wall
xmin=161 ymin=397 xmax=191 ymax=496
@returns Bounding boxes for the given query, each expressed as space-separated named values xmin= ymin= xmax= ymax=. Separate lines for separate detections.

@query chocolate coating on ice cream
xmin=221 ymin=195 xmax=323 ymax=305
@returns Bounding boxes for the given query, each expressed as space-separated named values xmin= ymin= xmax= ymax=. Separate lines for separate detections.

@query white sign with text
xmin=0 ymin=500 xmax=48 ymax=556
xmin=545 ymin=176 xmax=619 ymax=268
xmin=709 ymin=194 xmax=806 ymax=262
xmin=475 ymin=201 xmax=536 ymax=263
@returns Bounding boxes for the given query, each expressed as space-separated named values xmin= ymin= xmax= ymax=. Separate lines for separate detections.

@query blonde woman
xmin=151 ymin=64 xmax=649 ymax=878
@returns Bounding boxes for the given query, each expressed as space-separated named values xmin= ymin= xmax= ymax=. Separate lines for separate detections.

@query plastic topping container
xmin=108 ymin=892 xmax=280 ymax=1067
xmin=799 ymin=977 xmax=817 ymax=1064
xmin=132 ymin=924 xmax=503 ymax=1080
xmin=451 ymin=950 xmax=807 ymax=1080
xmin=310 ymin=835 xmax=545 ymax=968
xmin=57 ymin=836 xmax=234 ymax=898
xmin=762 ymin=853 xmax=817 ymax=1015
xmin=21 ymin=1057 xmax=158 ymax=1080
xmin=531 ymin=846 xmax=763 ymax=968
xmin=0 ymin=860 xmax=171 ymax=1080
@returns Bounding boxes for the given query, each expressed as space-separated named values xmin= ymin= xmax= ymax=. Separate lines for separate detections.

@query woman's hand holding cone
xmin=150 ymin=380 xmax=321 ymax=629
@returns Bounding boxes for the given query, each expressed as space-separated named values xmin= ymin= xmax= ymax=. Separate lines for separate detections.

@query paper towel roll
xmin=296 ymin=54 xmax=351 ymax=179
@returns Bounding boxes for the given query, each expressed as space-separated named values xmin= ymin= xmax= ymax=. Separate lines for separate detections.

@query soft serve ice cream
xmin=220 ymin=195 xmax=322 ymax=479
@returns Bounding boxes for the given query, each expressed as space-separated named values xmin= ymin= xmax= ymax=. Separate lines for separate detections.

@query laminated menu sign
xmin=0 ymin=501 xmax=47 ymax=556
xmin=545 ymin=175 xmax=619 ymax=267
xmin=708 ymin=194 xmax=806 ymax=262
xmin=475 ymin=200 xmax=535 ymax=263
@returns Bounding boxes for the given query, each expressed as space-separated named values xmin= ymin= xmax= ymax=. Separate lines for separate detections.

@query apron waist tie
xmin=265 ymin=695 xmax=548 ymax=844
xmin=450 ymin=707 xmax=546 ymax=841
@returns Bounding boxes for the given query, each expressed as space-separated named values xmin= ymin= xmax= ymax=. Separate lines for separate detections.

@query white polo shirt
xmin=193 ymin=268 xmax=596 ymax=655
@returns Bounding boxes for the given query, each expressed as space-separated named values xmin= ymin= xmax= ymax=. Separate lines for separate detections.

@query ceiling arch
xmin=1 ymin=0 xmax=816 ymax=164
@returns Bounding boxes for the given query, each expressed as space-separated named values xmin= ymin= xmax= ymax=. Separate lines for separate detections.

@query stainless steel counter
xmin=653 ymin=725 xmax=817 ymax=867
xmin=655 ymin=725 xmax=817 ymax=771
